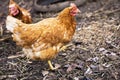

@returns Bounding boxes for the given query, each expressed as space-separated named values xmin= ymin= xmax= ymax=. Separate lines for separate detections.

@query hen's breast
xmin=23 ymin=44 xmax=60 ymax=60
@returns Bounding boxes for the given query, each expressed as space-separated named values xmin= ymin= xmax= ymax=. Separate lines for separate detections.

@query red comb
xmin=70 ymin=3 xmax=77 ymax=7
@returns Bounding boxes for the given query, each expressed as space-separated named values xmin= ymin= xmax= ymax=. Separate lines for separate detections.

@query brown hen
xmin=9 ymin=0 xmax=32 ymax=23
xmin=6 ymin=3 xmax=80 ymax=70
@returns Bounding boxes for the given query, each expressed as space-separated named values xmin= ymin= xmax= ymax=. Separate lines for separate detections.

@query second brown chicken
xmin=9 ymin=0 xmax=32 ymax=23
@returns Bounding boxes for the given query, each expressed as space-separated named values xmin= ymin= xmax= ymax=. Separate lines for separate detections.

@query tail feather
xmin=6 ymin=16 xmax=20 ymax=32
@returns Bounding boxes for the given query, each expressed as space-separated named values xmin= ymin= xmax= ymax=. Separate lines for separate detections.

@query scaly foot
xmin=60 ymin=44 xmax=71 ymax=51
xmin=48 ymin=60 xmax=56 ymax=70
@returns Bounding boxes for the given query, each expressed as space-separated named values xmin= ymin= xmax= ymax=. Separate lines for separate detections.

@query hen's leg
xmin=48 ymin=60 xmax=56 ymax=70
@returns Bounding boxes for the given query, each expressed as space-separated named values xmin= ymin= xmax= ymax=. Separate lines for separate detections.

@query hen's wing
xmin=14 ymin=18 xmax=65 ymax=49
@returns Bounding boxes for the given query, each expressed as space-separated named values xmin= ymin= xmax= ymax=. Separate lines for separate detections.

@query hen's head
xmin=69 ymin=3 xmax=80 ymax=16
xmin=9 ymin=0 xmax=19 ymax=16
xmin=58 ymin=3 xmax=80 ymax=17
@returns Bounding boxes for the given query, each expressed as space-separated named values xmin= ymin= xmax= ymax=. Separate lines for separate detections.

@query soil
xmin=0 ymin=0 xmax=120 ymax=80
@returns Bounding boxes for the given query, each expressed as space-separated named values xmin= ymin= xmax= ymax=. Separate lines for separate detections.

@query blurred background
xmin=0 ymin=0 xmax=120 ymax=80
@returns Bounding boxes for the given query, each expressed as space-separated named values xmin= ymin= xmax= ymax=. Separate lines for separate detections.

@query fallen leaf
xmin=54 ymin=63 xmax=61 ymax=69
xmin=102 ymin=63 xmax=112 ymax=68
xmin=67 ymin=65 xmax=72 ymax=73
xmin=42 ymin=70 xmax=49 ymax=76
xmin=84 ymin=66 xmax=92 ymax=75
xmin=74 ymin=77 xmax=79 ymax=80
xmin=66 ymin=63 xmax=79 ymax=72
xmin=99 ymin=48 xmax=105 ymax=52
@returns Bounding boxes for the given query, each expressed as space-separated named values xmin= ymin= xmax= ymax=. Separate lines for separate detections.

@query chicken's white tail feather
xmin=6 ymin=16 xmax=19 ymax=32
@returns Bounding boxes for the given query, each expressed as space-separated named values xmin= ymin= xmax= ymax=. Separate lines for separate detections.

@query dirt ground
xmin=0 ymin=0 xmax=120 ymax=80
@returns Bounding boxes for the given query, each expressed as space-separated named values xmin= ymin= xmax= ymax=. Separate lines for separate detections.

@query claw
xmin=60 ymin=44 xmax=71 ymax=51
xmin=48 ymin=60 xmax=56 ymax=70
xmin=60 ymin=46 xmax=67 ymax=51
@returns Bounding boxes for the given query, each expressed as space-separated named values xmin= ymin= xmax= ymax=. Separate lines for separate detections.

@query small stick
xmin=0 ymin=36 xmax=11 ymax=42
xmin=0 ymin=25 xmax=3 ymax=36
xmin=8 ymin=54 xmax=25 ymax=59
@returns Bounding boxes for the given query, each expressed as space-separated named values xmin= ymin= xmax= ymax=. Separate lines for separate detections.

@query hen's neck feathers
xmin=57 ymin=7 xmax=75 ymax=24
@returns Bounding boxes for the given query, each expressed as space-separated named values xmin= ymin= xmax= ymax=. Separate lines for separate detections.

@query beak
xmin=77 ymin=8 xmax=81 ymax=13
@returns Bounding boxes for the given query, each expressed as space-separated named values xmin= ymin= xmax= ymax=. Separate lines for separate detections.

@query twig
xmin=89 ymin=0 xmax=119 ymax=16
xmin=103 ymin=8 xmax=120 ymax=14
xmin=8 ymin=54 xmax=25 ymax=59
xmin=0 ymin=75 xmax=17 ymax=78
xmin=0 ymin=36 xmax=11 ymax=42
xmin=43 ymin=75 xmax=48 ymax=80
xmin=0 ymin=25 xmax=3 ymax=36
xmin=0 ymin=54 xmax=25 ymax=61
xmin=94 ymin=0 xmax=114 ymax=13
